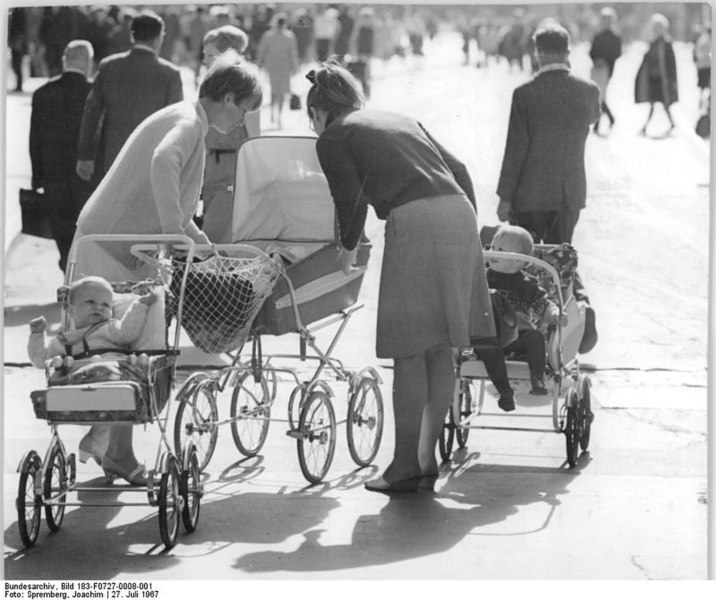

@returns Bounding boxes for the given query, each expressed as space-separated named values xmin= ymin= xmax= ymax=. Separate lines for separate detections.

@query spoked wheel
xmin=158 ymin=456 xmax=182 ymax=549
xmin=439 ymin=405 xmax=455 ymax=463
xmin=17 ymin=451 xmax=42 ymax=548
xmin=288 ymin=384 xmax=308 ymax=431
xmin=180 ymin=446 xmax=202 ymax=533
xmin=456 ymin=380 xmax=473 ymax=449
xmin=297 ymin=389 xmax=337 ymax=484
xmin=578 ymin=379 xmax=593 ymax=451
xmin=564 ymin=390 xmax=580 ymax=468
xmin=347 ymin=376 xmax=384 ymax=467
xmin=230 ymin=372 xmax=271 ymax=457
xmin=173 ymin=380 xmax=218 ymax=472
xmin=44 ymin=443 xmax=68 ymax=532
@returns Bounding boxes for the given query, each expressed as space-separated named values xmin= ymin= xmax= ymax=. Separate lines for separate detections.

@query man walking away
xmin=76 ymin=10 xmax=183 ymax=182
xmin=497 ymin=23 xmax=600 ymax=353
xmin=29 ymin=40 xmax=97 ymax=273
xmin=589 ymin=7 xmax=622 ymax=134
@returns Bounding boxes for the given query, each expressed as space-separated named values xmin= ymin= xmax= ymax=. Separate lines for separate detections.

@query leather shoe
xmin=364 ymin=476 xmax=421 ymax=494
xmin=102 ymin=455 xmax=147 ymax=486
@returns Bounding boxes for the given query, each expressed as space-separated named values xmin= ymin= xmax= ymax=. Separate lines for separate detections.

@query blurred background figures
xmin=589 ymin=7 xmax=622 ymax=134
xmin=635 ymin=13 xmax=678 ymax=136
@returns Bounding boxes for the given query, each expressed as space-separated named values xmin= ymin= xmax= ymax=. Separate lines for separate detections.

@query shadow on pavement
xmin=230 ymin=458 xmax=582 ymax=575
xmin=4 ymin=302 xmax=61 ymax=329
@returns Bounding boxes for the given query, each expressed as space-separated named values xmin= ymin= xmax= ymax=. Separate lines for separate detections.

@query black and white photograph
xmin=1 ymin=0 xmax=711 ymax=583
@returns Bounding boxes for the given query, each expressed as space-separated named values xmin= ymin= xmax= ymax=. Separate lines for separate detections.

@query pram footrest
xmin=32 ymin=382 xmax=150 ymax=424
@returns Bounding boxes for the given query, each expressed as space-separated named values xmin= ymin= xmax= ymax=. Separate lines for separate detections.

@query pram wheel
xmin=17 ymin=451 xmax=42 ymax=547
xmin=578 ymin=376 xmax=593 ymax=451
xmin=230 ymin=372 xmax=271 ymax=457
xmin=297 ymin=389 xmax=337 ymax=484
xmin=564 ymin=390 xmax=580 ymax=468
xmin=347 ymin=375 xmax=384 ymax=467
xmin=180 ymin=445 xmax=202 ymax=533
xmin=456 ymin=380 xmax=473 ymax=449
xmin=44 ymin=442 xmax=68 ymax=532
xmin=439 ymin=407 xmax=455 ymax=463
xmin=174 ymin=379 xmax=219 ymax=472
xmin=158 ymin=455 xmax=181 ymax=549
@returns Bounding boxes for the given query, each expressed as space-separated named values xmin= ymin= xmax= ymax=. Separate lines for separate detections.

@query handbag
xmin=19 ymin=188 xmax=53 ymax=239
xmin=289 ymin=93 xmax=301 ymax=111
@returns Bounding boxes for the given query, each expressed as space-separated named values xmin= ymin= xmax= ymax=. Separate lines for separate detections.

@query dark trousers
xmin=46 ymin=178 xmax=93 ymax=273
xmin=10 ymin=49 xmax=23 ymax=90
xmin=474 ymin=344 xmax=512 ymax=394
xmin=511 ymin=209 xmax=589 ymax=304
xmin=316 ymin=38 xmax=330 ymax=62
xmin=504 ymin=329 xmax=546 ymax=382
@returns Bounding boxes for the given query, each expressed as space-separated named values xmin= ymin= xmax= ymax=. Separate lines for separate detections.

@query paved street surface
xmin=2 ymin=33 xmax=710 ymax=582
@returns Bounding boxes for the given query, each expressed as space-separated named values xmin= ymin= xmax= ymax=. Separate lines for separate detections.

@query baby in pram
xmin=486 ymin=224 xmax=568 ymax=395
xmin=28 ymin=276 xmax=158 ymax=368
xmin=27 ymin=276 xmax=159 ymax=483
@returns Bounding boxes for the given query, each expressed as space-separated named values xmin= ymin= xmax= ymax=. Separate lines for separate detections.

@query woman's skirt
xmin=376 ymin=195 xmax=495 ymax=358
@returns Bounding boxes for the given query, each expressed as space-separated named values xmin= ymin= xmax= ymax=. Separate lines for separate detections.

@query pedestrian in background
xmin=29 ymin=40 xmax=97 ymax=273
xmin=257 ymin=13 xmax=299 ymax=129
xmin=348 ymin=7 xmax=376 ymax=98
xmin=635 ymin=13 xmax=678 ymax=136
xmin=497 ymin=23 xmax=600 ymax=354
xmin=200 ymin=25 xmax=261 ymax=243
xmin=693 ymin=26 xmax=711 ymax=106
xmin=314 ymin=7 xmax=340 ymax=62
xmin=76 ymin=11 xmax=183 ymax=183
xmin=306 ymin=63 xmax=495 ymax=494
xmin=292 ymin=8 xmax=315 ymax=65
xmin=589 ymin=7 xmax=622 ymax=134
xmin=8 ymin=7 xmax=28 ymax=92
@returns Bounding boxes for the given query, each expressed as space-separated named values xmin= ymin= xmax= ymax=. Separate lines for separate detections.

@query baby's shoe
xmin=530 ymin=377 xmax=548 ymax=396
xmin=498 ymin=389 xmax=515 ymax=412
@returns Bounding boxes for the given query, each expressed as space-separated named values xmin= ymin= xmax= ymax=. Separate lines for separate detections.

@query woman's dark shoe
xmin=364 ymin=476 xmax=421 ymax=495
xmin=530 ymin=377 xmax=548 ymax=395
xmin=418 ymin=473 xmax=439 ymax=492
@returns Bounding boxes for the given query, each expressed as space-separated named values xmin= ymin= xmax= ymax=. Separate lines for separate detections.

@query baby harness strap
xmin=58 ymin=322 xmax=129 ymax=359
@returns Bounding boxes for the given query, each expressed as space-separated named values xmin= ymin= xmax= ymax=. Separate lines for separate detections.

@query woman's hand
xmin=337 ymin=247 xmax=359 ymax=275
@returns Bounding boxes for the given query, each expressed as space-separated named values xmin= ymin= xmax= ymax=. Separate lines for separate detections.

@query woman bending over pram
xmin=487 ymin=224 xmax=568 ymax=395
xmin=27 ymin=276 xmax=158 ymax=484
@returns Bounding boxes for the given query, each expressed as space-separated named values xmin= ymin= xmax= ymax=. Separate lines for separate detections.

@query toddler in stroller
xmin=485 ymin=224 xmax=568 ymax=395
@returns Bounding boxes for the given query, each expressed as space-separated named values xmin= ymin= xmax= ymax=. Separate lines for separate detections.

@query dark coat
xmin=634 ymin=37 xmax=678 ymax=106
xmin=497 ymin=68 xmax=600 ymax=212
xmin=29 ymin=71 xmax=92 ymax=189
xmin=77 ymin=47 xmax=183 ymax=176
xmin=590 ymin=28 xmax=622 ymax=76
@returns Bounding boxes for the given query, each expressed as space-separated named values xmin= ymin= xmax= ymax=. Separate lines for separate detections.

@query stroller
xmin=15 ymin=233 xmax=240 ymax=550
xmin=440 ymin=239 xmax=595 ymax=468
xmin=172 ymin=136 xmax=384 ymax=484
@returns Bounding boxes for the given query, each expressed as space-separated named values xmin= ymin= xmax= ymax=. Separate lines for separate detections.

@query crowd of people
xmin=13 ymin=4 xmax=710 ymax=491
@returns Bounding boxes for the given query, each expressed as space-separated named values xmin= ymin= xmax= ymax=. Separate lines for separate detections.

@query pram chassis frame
xmin=170 ymin=239 xmax=384 ymax=484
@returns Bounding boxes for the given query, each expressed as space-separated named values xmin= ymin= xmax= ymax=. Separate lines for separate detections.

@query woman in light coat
xmin=257 ymin=13 xmax=298 ymax=128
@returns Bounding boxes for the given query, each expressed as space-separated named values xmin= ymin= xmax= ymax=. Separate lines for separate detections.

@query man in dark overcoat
xmin=76 ymin=10 xmax=183 ymax=182
xmin=29 ymin=40 xmax=96 ymax=273
xmin=496 ymin=22 xmax=600 ymax=353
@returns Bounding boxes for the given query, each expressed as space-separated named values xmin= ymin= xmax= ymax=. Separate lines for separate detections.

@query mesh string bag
xmin=168 ymin=250 xmax=283 ymax=354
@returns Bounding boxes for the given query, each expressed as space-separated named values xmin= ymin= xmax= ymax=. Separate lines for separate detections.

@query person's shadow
xmin=232 ymin=452 xmax=589 ymax=574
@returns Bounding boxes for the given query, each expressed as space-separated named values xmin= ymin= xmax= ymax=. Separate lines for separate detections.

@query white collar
xmin=63 ymin=68 xmax=87 ymax=77
xmin=536 ymin=62 xmax=570 ymax=76
xmin=133 ymin=43 xmax=157 ymax=55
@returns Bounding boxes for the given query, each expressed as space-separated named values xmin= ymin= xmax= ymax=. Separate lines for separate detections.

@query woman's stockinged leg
xmin=383 ymin=352 xmax=428 ymax=482
xmin=418 ymin=343 xmax=455 ymax=475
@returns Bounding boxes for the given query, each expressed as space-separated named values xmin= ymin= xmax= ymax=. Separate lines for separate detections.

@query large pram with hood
xmin=440 ymin=238 xmax=595 ymax=468
xmin=172 ymin=136 xmax=384 ymax=484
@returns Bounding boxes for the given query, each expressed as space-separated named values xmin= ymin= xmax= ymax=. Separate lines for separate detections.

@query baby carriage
xmin=16 ymin=234 xmax=219 ymax=550
xmin=440 ymin=240 xmax=595 ymax=468
xmin=172 ymin=136 xmax=384 ymax=484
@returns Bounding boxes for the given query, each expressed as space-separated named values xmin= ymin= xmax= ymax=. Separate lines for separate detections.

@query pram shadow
xmin=3 ymin=303 xmax=61 ymax=329
xmin=229 ymin=457 xmax=583 ymax=574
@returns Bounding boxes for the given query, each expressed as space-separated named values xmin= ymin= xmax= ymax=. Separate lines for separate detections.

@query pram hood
xmin=232 ymin=136 xmax=336 ymax=246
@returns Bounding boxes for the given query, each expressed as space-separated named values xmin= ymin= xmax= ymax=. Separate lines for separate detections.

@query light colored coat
xmin=73 ymin=100 xmax=210 ymax=280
